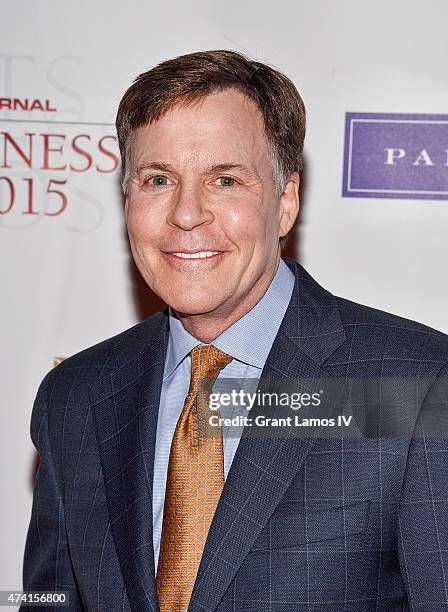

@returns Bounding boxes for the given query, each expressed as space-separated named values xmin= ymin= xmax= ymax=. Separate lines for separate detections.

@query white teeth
xmin=172 ymin=251 xmax=220 ymax=259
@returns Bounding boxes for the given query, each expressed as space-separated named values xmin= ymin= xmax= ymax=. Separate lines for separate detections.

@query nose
xmin=166 ymin=181 xmax=214 ymax=231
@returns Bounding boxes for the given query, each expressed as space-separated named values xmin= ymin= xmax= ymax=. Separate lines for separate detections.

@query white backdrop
xmin=2 ymin=0 xmax=448 ymax=604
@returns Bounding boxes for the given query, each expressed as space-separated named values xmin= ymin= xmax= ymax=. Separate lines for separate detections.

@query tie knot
xmin=189 ymin=344 xmax=233 ymax=389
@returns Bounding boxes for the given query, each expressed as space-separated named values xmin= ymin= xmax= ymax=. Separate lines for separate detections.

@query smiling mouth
xmin=165 ymin=250 xmax=223 ymax=260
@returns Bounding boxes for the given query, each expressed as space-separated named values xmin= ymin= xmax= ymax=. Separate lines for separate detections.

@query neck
xmin=173 ymin=252 xmax=281 ymax=343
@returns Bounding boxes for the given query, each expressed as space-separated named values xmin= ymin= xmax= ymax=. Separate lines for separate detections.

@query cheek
xmin=126 ymin=199 xmax=164 ymax=244
xmin=220 ymin=198 xmax=271 ymax=243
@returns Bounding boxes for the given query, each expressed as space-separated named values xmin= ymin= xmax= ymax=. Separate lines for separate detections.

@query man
xmin=21 ymin=50 xmax=448 ymax=611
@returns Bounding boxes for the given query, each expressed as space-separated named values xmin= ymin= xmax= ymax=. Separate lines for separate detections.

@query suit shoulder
xmin=47 ymin=310 xmax=168 ymax=382
xmin=335 ymin=295 xmax=448 ymax=363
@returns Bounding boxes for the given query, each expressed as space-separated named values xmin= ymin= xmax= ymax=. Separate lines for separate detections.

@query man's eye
xmin=147 ymin=175 xmax=168 ymax=186
xmin=218 ymin=176 xmax=236 ymax=187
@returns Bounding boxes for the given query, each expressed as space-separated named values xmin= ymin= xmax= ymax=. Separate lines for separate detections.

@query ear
xmin=278 ymin=172 xmax=300 ymax=238
xmin=124 ymin=197 xmax=129 ymax=221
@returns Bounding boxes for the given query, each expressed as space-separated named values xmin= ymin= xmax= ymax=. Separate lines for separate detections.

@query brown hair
xmin=116 ymin=49 xmax=306 ymax=248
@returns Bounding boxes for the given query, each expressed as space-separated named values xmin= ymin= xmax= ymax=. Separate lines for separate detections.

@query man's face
xmin=125 ymin=88 xmax=297 ymax=319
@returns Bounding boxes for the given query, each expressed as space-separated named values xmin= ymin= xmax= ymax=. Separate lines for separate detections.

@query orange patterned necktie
xmin=156 ymin=344 xmax=233 ymax=612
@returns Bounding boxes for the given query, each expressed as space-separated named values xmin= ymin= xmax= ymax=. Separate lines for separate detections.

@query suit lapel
xmin=188 ymin=258 xmax=347 ymax=612
xmin=89 ymin=311 xmax=169 ymax=612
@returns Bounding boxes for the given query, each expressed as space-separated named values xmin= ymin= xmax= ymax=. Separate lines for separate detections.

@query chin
xmin=167 ymin=294 xmax=224 ymax=317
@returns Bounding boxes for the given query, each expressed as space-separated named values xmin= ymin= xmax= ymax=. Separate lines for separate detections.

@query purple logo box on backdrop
xmin=342 ymin=112 xmax=448 ymax=200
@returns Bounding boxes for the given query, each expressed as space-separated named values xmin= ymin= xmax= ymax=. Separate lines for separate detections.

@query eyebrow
xmin=136 ymin=161 xmax=174 ymax=173
xmin=136 ymin=161 xmax=261 ymax=180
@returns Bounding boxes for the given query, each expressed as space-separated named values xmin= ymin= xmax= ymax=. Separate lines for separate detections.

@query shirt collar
xmin=163 ymin=257 xmax=295 ymax=379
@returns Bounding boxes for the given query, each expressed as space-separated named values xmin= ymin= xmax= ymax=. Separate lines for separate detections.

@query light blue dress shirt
xmin=152 ymin=258 xmax=295 ymax=569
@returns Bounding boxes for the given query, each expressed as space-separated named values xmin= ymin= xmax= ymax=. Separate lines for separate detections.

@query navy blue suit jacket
xmin=21 ymin=258 xmax=448 ymax=611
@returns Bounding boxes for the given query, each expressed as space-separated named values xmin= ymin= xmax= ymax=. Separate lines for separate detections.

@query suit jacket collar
xmin=281 ymin=257 xmax=346 ymax=364
xmin=89 ymin=258 xmax=347 ymax=611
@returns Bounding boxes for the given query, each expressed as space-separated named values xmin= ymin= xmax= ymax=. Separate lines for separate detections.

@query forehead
xmin=132 ymin=88 xmax=272 ymax=169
